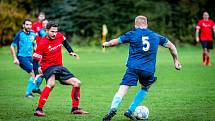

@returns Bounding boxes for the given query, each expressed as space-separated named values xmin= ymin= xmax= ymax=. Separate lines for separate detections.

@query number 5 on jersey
xmin=142 ymin=36 xmax=150 ymax=51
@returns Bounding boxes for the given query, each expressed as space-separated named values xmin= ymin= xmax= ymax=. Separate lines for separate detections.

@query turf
xmin=0 ymin=45 xmax=214 ymax=121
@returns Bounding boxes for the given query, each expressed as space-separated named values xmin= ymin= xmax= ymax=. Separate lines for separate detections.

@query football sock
xmin=35 ymin=77 xmax=43 ymax=91
xmin=202 ymin=53 xmax=206 ymax=64
xmin=110 ymin=94 xmax=123 ymax=110
xmin=71 ymin=87 xmax=80 ymax=109
xmin=38 ymin=86 xmax=51 ymax=108
xmin=128 ymin=89 xmax=148 ymax=112
xmin=25 ymin=77 xmax=34 ymax=96
xmin=206 ymin=55 xmax=210 ymax=65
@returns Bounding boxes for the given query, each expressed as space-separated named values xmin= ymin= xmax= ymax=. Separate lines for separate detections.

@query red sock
xmin=202 ymin=53 xmax=206 ymax=64
xmin=71 ymin=87 xmax=80 ymax=108
xmin=38 ymin=86 xmax=51 ymax=108
xmin=206 ymin=55 xmax=210 ymax=65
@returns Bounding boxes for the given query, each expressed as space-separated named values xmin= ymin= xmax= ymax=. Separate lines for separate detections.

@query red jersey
xmin=33 ymin=32 xmax=66 ymax=72
xmin=32 ymin=20 xmax=43 ymax=33
xmin=196 ymin=19 xmax=215 ymax=41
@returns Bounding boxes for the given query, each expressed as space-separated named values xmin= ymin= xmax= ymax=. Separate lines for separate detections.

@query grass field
xmin=0 ymin=45 xmax=215 ymax=121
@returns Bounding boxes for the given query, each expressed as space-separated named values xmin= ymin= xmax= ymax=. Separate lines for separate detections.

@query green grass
xmin=0 ymin=45 xmax=215 ymax=121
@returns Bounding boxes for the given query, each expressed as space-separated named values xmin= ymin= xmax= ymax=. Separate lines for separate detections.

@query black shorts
xmin=200 ymin=40 xmax=213 ymax=49
xmin=43 ymin=66 xmax=75 ymax=85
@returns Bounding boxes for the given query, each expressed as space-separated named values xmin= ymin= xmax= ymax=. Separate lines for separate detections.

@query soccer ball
xmin=133 ymin=105 xmax=149 ymax=120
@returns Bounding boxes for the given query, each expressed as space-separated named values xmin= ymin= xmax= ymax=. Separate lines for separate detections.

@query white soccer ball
xmin=133 ymin=105 xmax=149 ymax=120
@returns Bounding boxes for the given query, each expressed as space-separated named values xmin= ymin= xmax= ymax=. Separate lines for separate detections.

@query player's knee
xmin=74 ymin=81 xmax=81 ymax=87
xmin=47 ymin=80 xmax=56 ymax=88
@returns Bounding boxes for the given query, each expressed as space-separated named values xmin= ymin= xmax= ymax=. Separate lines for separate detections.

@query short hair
xmin=23 ymin=18 xmax=32 ymax=25
xmin=39 ymin=12 xmax=45 ymax=16
xmin=46 ymin=21 xmax=58 ymax=29
xmin=135 ymin=16 xmax=147 ymax=25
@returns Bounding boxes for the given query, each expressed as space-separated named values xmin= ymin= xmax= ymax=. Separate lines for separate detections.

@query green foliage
xmin=0 ymin=0 xmax=31 ymax=46
xmin=1 ymin=0 xmax=215 ymax=46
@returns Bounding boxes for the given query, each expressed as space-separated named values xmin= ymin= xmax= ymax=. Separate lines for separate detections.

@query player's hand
xmin=102 ymin=42 xmax=111 ymax=48
xmin=33 ymin=74 xmax=42 ymax=83
xmin=13 ymin=58 xmax=20 ymax=65
xmin=70 ymin=52 xmax=80 ymax=59
xmin=174 ymin=60 xmax=182 ymax=70
xmin=38 ymin=67 xmax=43 ymax=75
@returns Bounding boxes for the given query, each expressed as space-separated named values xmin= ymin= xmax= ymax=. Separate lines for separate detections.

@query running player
xmin=33 ymin=21 xmax=88 ymax=116
xmin=196 ymin=11 xmax=215 ymax=66
xmin=10 ymin=18 xmax=43 ymax=97
xmin=102 ymin=15 xmax=182 ymax=121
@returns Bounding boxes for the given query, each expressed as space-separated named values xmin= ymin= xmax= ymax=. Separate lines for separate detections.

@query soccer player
xmin=10 ymin=18 xmax=43 ymax=97
xmin=33 ymin=21 xmax=88 ymax=116
xmin=102 ymin=15 xmax=182 ymax=121
xmin=32 ymin=12 xmax=45 ymax=34
xmin=196 ymin=11 xmax=215 ymax=66
xmin=36 ymin=19 xmax=48 ymax=44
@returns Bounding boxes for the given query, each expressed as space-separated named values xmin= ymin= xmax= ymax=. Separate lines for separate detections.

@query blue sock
xmin=33 ymin=77 xmax=43 ymax=91
xmin=128 ymin=89 xmax=148 ymax=112
xmin=110 ymin=94 xmax=123 ymax=110
xmin=25 ymin=77 xmax=34 ymax=96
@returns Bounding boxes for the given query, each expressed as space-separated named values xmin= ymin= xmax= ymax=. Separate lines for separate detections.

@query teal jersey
xmin=11 ymin=30 xmax=36 ymax=57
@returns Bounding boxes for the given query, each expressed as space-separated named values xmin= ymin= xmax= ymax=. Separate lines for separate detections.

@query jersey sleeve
xmin=11 ymin=32 xmax=21 ymax=47
xmin=118 ymin=31 xmax=132 ymax=44
xmin=159 ymin=35 xmax=169 ymax=47
xmin=57 ymin=32 xmax=66 ymax=42
xmin=196 ymin=20 xmax=202 ymax=29
xmin=32 ymin=43 xmax=44 ymax=61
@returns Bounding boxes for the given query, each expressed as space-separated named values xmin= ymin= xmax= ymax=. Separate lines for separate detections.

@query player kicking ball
xmin=32 ymin=21 xmax=88 ymax=116
xmin=102 ymin=15 xmax=182 ymax=121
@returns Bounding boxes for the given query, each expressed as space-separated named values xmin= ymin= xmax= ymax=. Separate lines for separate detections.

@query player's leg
xmin=200 ymin=41 xmax=207 ymax=65
xmin=34 ymin=74 xmax=56 ymax=116
xmin=124 ymin=70 xmax=156 ymax=120
xmin=63 ymin=77 xmax=88 ymax=114
xmin=102 ymin=85 xmax=130 ymax=121
xmin=202 ymin=49 xmax=207 ymax=65
xmin=18 ymin=56 xmax=35 ymax=97
xmin=103 ymin=68 xmax=136 ymax=121
xmin=32 ymin=76 xmax=43 ymax=94
xmin=56 ymin=66 xmax=88 ymax=114
xmin=206 ymin=41 xmax=213 ymax=66
xmin=206 ymin=49 xmax=210 ymax=65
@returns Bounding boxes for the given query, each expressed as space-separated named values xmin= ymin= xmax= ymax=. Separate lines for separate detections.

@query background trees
xmin=0 ymin=0 xmax=214 ymax=46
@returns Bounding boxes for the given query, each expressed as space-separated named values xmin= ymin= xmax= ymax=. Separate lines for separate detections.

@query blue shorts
xmin=43 ymin=66 xmax=75 ymax=85
xmin=17 ymin=56 xmax=33 ymax=73
xmin=120 ymin=68 xmax=156 ymax=88
xmin=200 ymin=40 xmax=213 ymax=49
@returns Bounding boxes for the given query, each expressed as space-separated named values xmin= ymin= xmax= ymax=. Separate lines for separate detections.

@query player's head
xmin=135 ymin=16 xmax=148 ymax=29
xmin=203 ymin=11 xmax=209 ymax=20
xmin=46 ymin=21 xmax=58 ymax=40
xmin=38 ymin=12 xmax=45 ymax=21
xmin=23 ymin=18 xmax=32 ymax=32
xmin=41 ymin=19 xmax=48 ymax=28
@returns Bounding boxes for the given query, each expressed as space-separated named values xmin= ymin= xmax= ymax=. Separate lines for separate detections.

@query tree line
xmin=0 ymin=0 xmax=214 ymax=46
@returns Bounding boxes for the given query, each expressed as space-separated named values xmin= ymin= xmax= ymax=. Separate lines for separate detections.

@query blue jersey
xmin=38 ymin=29 xmax=47 ymax=37
xmin=118 ymin=28 xmax=168 ymax=73
xmin=11 ymin=30 xmax=36 ymax=57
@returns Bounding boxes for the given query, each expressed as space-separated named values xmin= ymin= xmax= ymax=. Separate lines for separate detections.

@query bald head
xmin=135 ymin=16 xmax=148 ymax=29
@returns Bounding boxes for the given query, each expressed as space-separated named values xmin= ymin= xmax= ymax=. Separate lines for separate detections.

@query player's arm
xmin=10 ymin=32 xmax=20 ymax=65
xmin=10 ymin=45 xmax=19 ymax=65
xmin=195 ymin=27 xmax=200 ymax=42
xmin=103 ymin=38 xmax=120 ymax=48
xmin=164 ymin=41 xmax=182 ymax=70
xmin=62 ymin=40 xmax=79 ymax=59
